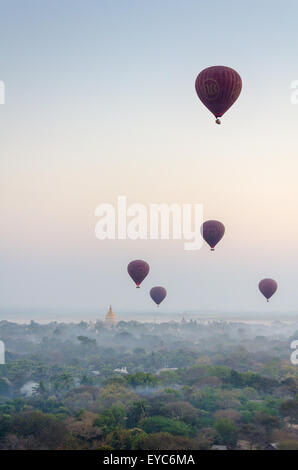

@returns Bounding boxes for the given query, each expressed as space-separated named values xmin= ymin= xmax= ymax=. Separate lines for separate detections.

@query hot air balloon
xmin=258 ymin=278 xmax=278 ymax=302
xmin=195 ymin=66 xmax=242 ymax=124
xmin=201 ymin=220 xmax=225 ymax=251
xmin=127 ymin=260 xmax=149 ymax=288
xmin=150 ymin=286 xmax=167 ymax=306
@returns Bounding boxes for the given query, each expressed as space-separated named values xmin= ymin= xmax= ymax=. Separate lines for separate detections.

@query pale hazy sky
xmin=1 ymin=0 xmax=298 ymax=318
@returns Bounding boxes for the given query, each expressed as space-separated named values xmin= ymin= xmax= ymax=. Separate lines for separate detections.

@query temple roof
xmin=105 ymin=305 xmax=117 ymax=325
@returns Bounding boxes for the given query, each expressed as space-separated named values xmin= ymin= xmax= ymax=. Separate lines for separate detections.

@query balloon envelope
xmin=195 ymin=66 xmax=242 ymax=123
xmin=201 ymin=220 xmax=225 ymax=251
xmin=127 ymin=260 xmax=150 ymax=288
xmin=258 ymin=278 xmax=278 ymax=302
xmin=150 ymin=286 xmax=167 ymax=306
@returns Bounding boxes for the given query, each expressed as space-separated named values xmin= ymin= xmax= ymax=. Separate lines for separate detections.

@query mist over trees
xmin=0 ymin=318 xmax=297 ymax=450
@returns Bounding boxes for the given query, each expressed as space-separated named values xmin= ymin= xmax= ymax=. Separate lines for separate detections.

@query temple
xmin=104 ymin=305 xmax=117 ymax=326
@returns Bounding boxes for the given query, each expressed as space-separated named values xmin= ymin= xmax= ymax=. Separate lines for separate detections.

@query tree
xmin=9 ymin=411 xmax=67 ymax=449
xmin=126 ymin=372 xmax=158 ymax=388
xmin=280 ymin=377 xmax=298 ymax=398
xmin=80 ymin=375 xmax=96 ymax=386
xmin=94 ymin=405 xmax=126 ymax=436
xmin=214 ymin=409 xmax=241 ymax=424
xmin=52 ymin=372 xmax=74 ymax=395
xmin=0 ymin=415 xmax=11 ymax=443
xmin=239 ymin=423 xmax=266 ymax=450
xmin=162 ymin=402 xmax=199 ymax=426
xmin=95 ymin=384 xmax=138 ymax=412
xmin=141 ymin=432 xmax=205 ymax=450
xmin=215 ymin=419 xmax=238 ymax=448
xmin=126 ymin=400 xmax=148 ymax=428
xmin=255 ymin=412 xmax=280 ymax=435
xmin=280 ymin=399 xmax=298 ymax=424
xmin=0 ymin=378 xmax=11 ymax=397
xmin=105 ymin=428 xmax=147 ymax=450
xmin=139 ymin=416 xmax=193 ymax=437
xmin=64 ymin=411 xmax=102 ymax=449
xmin=77 ymin=336 xmax=97 ymax=347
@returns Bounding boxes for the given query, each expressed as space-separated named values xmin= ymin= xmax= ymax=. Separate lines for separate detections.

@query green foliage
xmin=126 ymin=400 xmax=148 ymax=428
xmin=94 ymin=405 xmax=126 ymax=435
xmin=52 ymin=372 xmax=74 ymax=394
xmin=9 ymin=411 xmax=67 ymax=449
xmin=139 ymin=416 xmax=193 ymax=437
xmin=126 ymin=372 xmax=159 ymax=388
xmin=229 ymin=370 xmax=278 ymax=392
xmin=215 ymin=418 xmax=238 ymax=447
xmin=0 ymin=378 xmax=11 ymax=396
xmin=0 ymin=415 xmax=11 ymax=442
xmin=77 ymin=336 xmax=97 ymax=347
xmin=105 ymin=428 xmax=147 ymax=450
xmin=0 ymin=319 xmax=296 ymax=450
xmin=280 ymin=399 xmax=298 ymax=423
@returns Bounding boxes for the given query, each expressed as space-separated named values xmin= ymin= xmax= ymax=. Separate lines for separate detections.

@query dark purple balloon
xmin=201 ymin=220 xmax=225 ymax=251
xmin=258 ymin=278 xmax=278 ymax=302
xmin=150 ymin=286 xmax=167 ymax=306
xmin=195 ymin=66 xmax=242 ymax=124
xmin=127 ymin=260 xmax=150 ymax=288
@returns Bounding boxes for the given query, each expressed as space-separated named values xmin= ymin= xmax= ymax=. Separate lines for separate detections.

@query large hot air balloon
xmin=127 ymin=260 xmax=150 ymax=288
xmin=195 ymin=66 xmax=242 ymax=124
xmin=258 ymin=278 xmax=278 ymax=302
xmin=201 ymin=220 xmax=225 ymax=251
xmin=150 ymin=286 xmax=167 ymax=306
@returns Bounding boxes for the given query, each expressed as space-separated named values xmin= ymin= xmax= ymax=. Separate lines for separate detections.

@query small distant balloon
xmin=195 ymin=66 xmax=242 ymax=124
xmin=127 ymin=260 xmax=150 ymax=288
xmin=258 ymin=278 xmax=278 ymax=302
xmin=201 ymin=220 xmax=225 ymax=251
xmin=150 ymin=286 xmax=167 ymax=306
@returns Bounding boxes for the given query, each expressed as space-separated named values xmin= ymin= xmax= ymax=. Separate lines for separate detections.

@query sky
xmin=1 ymin=0 xmax=298 ymax=319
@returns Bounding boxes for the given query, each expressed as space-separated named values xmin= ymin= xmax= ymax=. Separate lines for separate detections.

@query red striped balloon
xmin=195 ymin=66 xmax=242 ymax=124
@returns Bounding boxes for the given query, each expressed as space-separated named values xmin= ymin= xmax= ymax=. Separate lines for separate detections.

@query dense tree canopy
xmin=0 ymin=319 xmax=297 ymax=449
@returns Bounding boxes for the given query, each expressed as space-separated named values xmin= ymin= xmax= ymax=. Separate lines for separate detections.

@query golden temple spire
xmin=104 ymin=305 xmax=117 ymax=326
